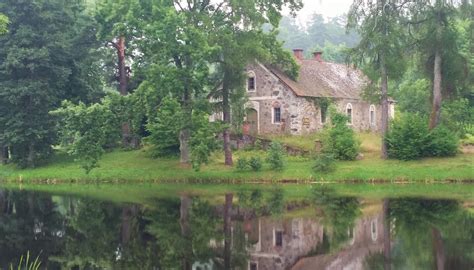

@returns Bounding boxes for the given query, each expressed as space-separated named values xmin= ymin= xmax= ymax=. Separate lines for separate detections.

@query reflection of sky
xmin=285 ymin=0 xmax=354 ymax=26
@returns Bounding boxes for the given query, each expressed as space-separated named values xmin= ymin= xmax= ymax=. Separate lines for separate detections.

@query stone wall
xmin=245 ymin=62 xmax=384 ymax=135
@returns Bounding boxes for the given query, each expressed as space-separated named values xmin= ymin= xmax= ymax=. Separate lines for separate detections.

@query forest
xmin=0 ymin=0 xmax=472 ymax=178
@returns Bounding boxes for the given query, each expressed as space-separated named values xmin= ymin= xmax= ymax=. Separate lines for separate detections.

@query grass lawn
xmin=0 ymin=132 xmax=472 ymax=183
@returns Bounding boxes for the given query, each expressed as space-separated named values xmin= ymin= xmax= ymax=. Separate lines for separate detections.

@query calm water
xmin=0 ymin=186 xmax=472 ymax=270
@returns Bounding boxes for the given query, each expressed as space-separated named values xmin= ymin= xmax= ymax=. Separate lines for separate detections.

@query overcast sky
xmin=288 ymin=0 xmax=354 ymax=26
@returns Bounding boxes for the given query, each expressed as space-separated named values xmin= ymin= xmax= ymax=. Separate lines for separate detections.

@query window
xmin=273 ymin=107 xmax=281 ymax=123
xmin=249 ymin=262 xmax=258 ymax=270
xmin=320 ymin=105 xmax=328 ymax=124
xmin=275 ymin=230 xmax=283 ymax=247
xmin=369 ymin=105 xmax=376 ymax=126
xmin=346 ymin=103 xmax=353 ymax=124
xmin=371 ymin=219 xmax=378 ymax=241
xmin=247 ymin=71 xmax=256 ymax=91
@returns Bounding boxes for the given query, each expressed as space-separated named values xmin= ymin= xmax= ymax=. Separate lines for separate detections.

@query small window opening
xmin=274 ymin=107 xmax=281 ymax=123
xmin=346 ymin=103 xmax=353 ymax=124
xmin=369 ymin=105 xmax=376 ymax=126
xmin=275 ymin=230 xmax=283 ymax=247
xmin=249 ymin=262 xmax=258 ymax=270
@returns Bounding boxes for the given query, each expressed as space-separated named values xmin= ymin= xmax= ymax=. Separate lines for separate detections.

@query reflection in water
xmin=0 ymin=188 xmax=472 ymax=270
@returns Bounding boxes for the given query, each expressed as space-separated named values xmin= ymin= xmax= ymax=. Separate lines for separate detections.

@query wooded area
xmin=0 ymin=0 xmax=472 ymax=173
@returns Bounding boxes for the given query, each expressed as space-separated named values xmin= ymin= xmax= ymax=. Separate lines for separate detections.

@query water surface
xmin=0 ymin=185 xmax=472 ymax=269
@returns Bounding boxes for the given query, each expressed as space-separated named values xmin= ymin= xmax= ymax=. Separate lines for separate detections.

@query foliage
xmin=394 ymin=74 xmax=431 ymax=116
xmin=0 ymin=13 xmax=8 ymax=34
xmin=266 ymin=142 xmax=285 ymax=171
xmin=425 ymin=126 xmax=459 ymax=157
xmin=267 ymin=187 xmax=285 ymax=215
xmin=386 ymin=113 xmax=458 ymax=160
xmin=321 ymin=109 xmax=360 ymax=161
xmin=190 ymin=110 xmax=220 ymax=171
xmin=52 ymin=98 xmax=120 ymax=174
xmin=0 ymin=0 xmax=103 ymax=167
xmin=312 ymin=153 xmax=336 ymax=174
xmin=146 ymin=97 xmax=182 ymax=158
xmin=441 ymin=98 xmax=474 ymax=136
xmin=237 ymin=188 xmax=264 ymax=214
xmin=236 ymin=157 xmax=249 ymax=171
xmin=248 ymin=157 xmax=263 ymax=172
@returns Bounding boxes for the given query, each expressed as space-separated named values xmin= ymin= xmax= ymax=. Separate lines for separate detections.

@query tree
xmin=405 ymin=0 xmax=469 ymax=130
xmin=95 ymin=0 xmax=145 ymax=148
xmin=0 ymin=0 xmax=101 ymax=167
xmin=347 ymin=0 xmax=407 ymax=159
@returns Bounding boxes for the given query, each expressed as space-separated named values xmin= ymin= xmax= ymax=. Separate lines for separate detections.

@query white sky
xmin=289 ymin=0 xmax=354 ymax=26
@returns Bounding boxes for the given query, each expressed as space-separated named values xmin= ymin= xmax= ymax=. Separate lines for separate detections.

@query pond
xmin=0 ymin=184 xmax=472 ymax=270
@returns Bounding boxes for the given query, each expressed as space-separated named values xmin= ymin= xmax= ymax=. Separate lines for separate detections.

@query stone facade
xmin=243 ymin=61 xmax=393 ymax=135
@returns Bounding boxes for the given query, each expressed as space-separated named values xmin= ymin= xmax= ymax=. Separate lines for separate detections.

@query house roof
xmin=269 ymin=59 xmax=366 ymax=99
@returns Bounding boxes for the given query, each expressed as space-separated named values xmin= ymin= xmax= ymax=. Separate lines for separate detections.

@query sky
xmin=289 ymin=0 xmax=354 ymax=26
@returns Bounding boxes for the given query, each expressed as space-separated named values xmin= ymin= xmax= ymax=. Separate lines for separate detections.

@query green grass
xmin=0 ymin=133 xmax=472 ymax=183
xmin=2 ymin=183 xmax=473 ymax=206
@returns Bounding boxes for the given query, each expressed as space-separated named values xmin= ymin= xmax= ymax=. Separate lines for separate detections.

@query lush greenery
xmin=321 ymin=110 xmax=360 ymax=161
xmin=386 ymin=114 xmax=458 ymax=160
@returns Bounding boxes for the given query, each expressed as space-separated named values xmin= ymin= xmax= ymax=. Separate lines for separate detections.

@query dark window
xmin=275 ymin=230 xmax=283 ymax=247
xmin=346 ymin=104 xmax=353 ymax=124
xmin=248 ymin=77 xmax=255 ymax=91
xmin=321 ymin=105 xmax=327 ymax=124
xmin=250 ymin=262 xmax=258 ymax=270
xmin=274 ymin=108 xmax=281 ymax=123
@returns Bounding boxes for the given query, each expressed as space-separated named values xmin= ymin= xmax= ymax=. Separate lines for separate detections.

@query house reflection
xmin=231 ymin=205 xmax=385 ymax=270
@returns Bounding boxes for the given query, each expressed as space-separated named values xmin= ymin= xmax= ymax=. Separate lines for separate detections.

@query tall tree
xmin=405 ymin=0 xmax=468 ymax=129
xmin=0 ymin=0 xmax=101 ymax=167
xmin=347 ymin=0 xmax=406 ymax=159
xmin=95 ymin=0 xmax=145 ymax=148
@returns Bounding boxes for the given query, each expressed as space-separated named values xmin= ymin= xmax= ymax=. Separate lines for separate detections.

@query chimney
xmin=293 ymin=49 xmax=304 ymax=60
xmin=313 ymin=51 xmax=323 ymax=62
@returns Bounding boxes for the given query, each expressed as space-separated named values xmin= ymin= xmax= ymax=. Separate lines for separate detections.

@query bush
xmin=321 ymin=109 xmax=359 ymax=161
xmin=190 ymin=110 xmax=220 ymax=171
xmin=386 ymin=114 xmax=429 ymax=160
xmin=236 ymin=157 xmax=249 ymax=171
xmin=425 ymin=126 xmax=458 ymax=157
xmin=386 ymin=113 xmax=459 ymax=160
xmin=266 ymin=142 xmax=285 ymax=171
xmin=312 ymin=153 xmax=336 ymax=173
xmin=249 ymin=157 xmax=262 ymax=171
xmin=146 ymin=97 xmax=182 ymax=157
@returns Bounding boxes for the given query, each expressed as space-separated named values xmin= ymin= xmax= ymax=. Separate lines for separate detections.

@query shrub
xmin=266 ymin=187 xmax=285 ymax=215
xmin=321 ymin=109 xmax=359 ymax=161
xmin=312 ymin=153 xmax=336 ymax=173
xmin=146 ymin=97 xmax=182 ymax=157
xmin=425 ymin=126 xmax=458 ymax=157
xmin=236 ymin=157 xmax=249 ymax=171
xmin=386 ymin=113 xmax=459 ymax=160
xmin=386 ymin=114 xmax=429 ymax=160
xmin=190 ymin=110 xmax=220 ymax=171
xmin=266 ymin=142 xmax=285 ymax=171
xmin=249 ymin=157 xmax=262 ymax=171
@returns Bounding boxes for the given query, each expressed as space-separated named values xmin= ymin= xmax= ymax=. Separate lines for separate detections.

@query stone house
xmin=242 ymin=49 xmax=395 ymax=135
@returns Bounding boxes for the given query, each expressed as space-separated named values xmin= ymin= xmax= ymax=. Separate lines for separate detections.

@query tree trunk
xmin=116 ymin=36 xmax=132 ymax=147
xmin=380 ymin=54 xmax=389 ymax=159
xmin=222 ymin=77 xmax=233 ymax=166
xmin=0 ymin=145 xmax=8 ymax=165
xmin=180 ymin=195 xmax=192 ymax=270
xmin=429 ymin=49 xmax=442 ymax=129
xmin=27 ymin=142 xmax=35 ymax=168
xmin=383 ymin=198 xmax=391 ymax=270
xmin=224 ymin=193 xmax=233 ymax=269
xmin=179 ymin=129 xmax=190 ymax=164
xmin=432 ymin=227 xmax=445 ymax=270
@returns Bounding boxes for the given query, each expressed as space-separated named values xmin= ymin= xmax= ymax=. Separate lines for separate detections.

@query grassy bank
xmin=0 ymin=134 xmax=472 ymax=183
xmin=2 ymin=183 xmax=473 ymax=206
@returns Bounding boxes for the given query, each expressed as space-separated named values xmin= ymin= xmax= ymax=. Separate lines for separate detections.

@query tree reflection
xmin=311 ymin=186 xmax=361 ymax=250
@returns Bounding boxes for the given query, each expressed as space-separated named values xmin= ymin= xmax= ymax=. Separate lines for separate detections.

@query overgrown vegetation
xmin=320 ymin=109 xmax=360 ymax=161
xmin=386 ymin=114 xmax=458 ymax=160
xmin=266 ymin=142 xmax=286 ymax=171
